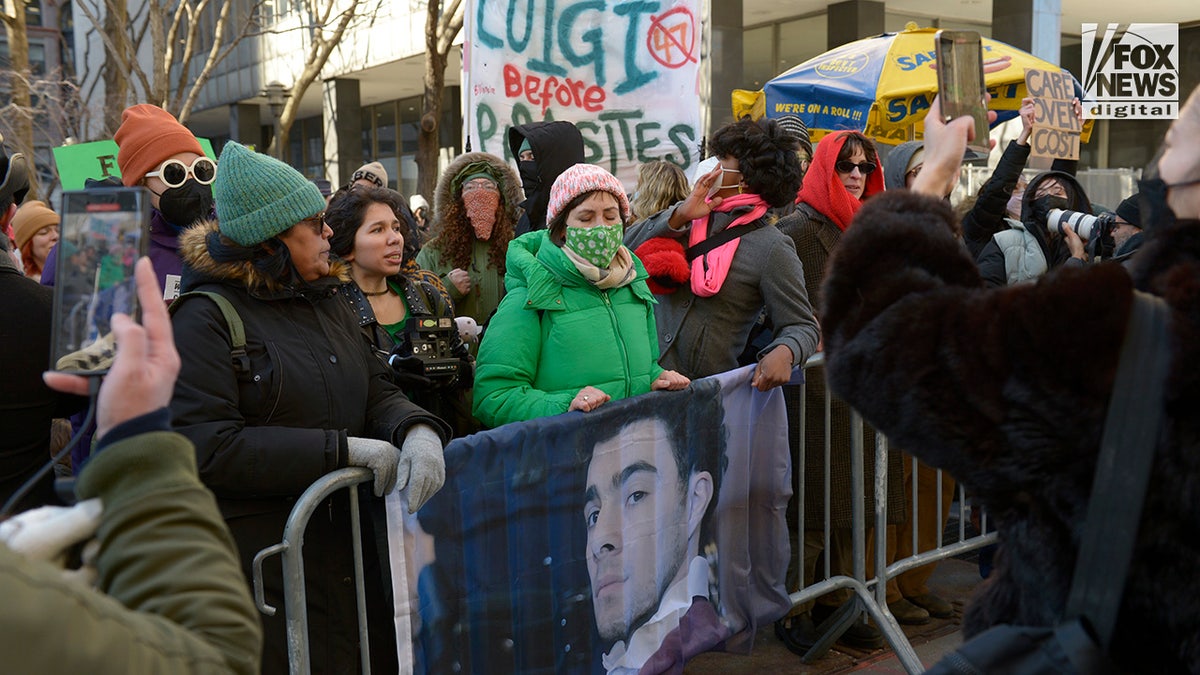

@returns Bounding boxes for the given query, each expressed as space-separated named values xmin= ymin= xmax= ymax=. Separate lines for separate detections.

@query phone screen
xmin=936 ymin=30 xmax=990 ymax=156
xmin=49 ymin=188 xmax=150 ymax=375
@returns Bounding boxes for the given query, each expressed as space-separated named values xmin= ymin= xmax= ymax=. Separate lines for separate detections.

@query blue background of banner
xmin=409 ymin=366 xmax=793 ymax=673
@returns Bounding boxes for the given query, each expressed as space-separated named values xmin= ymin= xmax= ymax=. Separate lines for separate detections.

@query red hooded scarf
xmin=796 ymin=131 xmax=886 ymax=231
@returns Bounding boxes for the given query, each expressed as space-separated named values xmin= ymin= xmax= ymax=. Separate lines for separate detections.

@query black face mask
xmin=518 ymin=160 xmax=540 ymax=195
xmin=157 ymin=180 xmax=214 ymax=231
xmin=1030 ymin=195 xmax=1069 ymax=229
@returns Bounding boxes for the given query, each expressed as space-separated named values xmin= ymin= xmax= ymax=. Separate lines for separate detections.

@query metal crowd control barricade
xmin=790 ymin=354 xmax=998 ymax=674
xmin=252 ymin=467 xmax=376 ymax=675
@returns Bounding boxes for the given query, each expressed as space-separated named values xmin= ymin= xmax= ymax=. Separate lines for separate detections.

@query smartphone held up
xmin=935 ymin=30 xmax=991 ymax=156
xmin=49 ymin=188 xmax=150 ymax=376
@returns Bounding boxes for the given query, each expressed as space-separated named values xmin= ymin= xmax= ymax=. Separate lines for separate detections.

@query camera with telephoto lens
xmin=388 ymin=316 xmax=460 ymax=380
xmin=1046 ymin=208 xmax=1116 ymax=242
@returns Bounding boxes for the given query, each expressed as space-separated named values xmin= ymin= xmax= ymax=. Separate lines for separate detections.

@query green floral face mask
xmin=565 ymin=222 xmax=624 ymax=268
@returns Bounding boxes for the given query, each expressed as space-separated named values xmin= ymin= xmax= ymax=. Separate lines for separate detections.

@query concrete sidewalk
xmin=684 ymin=557 xmax=982 ymax=674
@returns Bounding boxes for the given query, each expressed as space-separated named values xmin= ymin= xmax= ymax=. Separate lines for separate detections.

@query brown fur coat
xmin=821 ymin=190 xmax=1200 ymax=673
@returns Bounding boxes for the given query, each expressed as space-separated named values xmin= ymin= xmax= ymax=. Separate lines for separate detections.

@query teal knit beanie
xmin=213 ymin=141 xmax=327 ymax=246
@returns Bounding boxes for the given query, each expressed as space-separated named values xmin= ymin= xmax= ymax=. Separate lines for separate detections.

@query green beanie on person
xmin=213 ymin=141 xmax=327 ymax=246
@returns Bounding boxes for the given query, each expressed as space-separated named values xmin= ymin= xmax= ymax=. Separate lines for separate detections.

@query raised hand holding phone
xmin=913 ymin=95 xmax=998 ymax=198
xmin=935 ymin=30 xmax=990 ymax=157
xmin=44 ymin=257 xmax=180 ymax=441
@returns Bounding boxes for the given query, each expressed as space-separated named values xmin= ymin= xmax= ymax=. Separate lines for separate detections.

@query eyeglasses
xmin=297 ymin=212 xmax=326 ymax=233
xmin=835 ymin=160 xmax=877 ymax=175
xmin=461 ymin=179 xmax=499 ymax=193
xmin=145 ymin=157 xmax=217 ymax=188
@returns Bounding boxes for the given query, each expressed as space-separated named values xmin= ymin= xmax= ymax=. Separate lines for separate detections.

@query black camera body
xmin=389 ymin=316 xmax=460 ymax=379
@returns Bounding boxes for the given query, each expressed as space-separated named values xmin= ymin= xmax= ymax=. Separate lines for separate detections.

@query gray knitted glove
xmin=398 ymin=424 xmax=445 ymax=513
xmin=347 ymin=437 xmax=401 ymax=497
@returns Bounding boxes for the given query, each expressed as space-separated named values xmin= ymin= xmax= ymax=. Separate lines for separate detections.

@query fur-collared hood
xmin=433 ymin=152 xmax=523 ymax=230
xmin=179 ymin=219 xmax=350 ymax=296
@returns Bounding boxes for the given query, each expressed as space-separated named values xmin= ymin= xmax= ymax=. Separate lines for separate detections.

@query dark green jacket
xmin=0 ymin=430 xmax=262 ymax=674
xmin=416 ymin=238 xmax=506 ymax=325
xmin=473 ymin=231 xmax=664 ymax=428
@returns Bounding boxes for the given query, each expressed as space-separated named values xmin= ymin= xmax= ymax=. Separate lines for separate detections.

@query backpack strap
xmin=170 ymin=290 xmax=251 ymax=378
xmin=685 ymin=220 xmax=767 ymax=262
xmin=1065 ymin=290 xmax=1171 ymax=650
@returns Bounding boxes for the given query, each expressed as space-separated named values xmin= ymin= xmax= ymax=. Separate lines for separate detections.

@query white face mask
xmin=706 ymin=168 xmax=743 ymax=200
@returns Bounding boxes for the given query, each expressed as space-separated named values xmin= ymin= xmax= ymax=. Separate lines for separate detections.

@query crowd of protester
xmin=1 ymin=78 xmax=1193 ymax=673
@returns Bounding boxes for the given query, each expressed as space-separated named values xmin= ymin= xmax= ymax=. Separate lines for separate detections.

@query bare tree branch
xmin=271 ymin=0 xmax=365 ymax=158
xmin=177 ymin=0 xmax=260 ymax=123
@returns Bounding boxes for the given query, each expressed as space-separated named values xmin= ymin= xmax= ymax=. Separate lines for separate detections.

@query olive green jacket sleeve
xmin=0 ymin=431 xmax=262 ymax=674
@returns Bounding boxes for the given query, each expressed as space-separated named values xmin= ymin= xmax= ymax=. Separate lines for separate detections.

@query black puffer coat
xmin=170 ymin=220 xmax=449 ymax=675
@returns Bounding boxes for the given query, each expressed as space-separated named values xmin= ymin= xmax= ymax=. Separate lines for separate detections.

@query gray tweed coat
xmin=623 ymin=204 xmax=820 ymax=379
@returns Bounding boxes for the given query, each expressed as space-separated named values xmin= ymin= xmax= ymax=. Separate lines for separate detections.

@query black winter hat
xmin=1115 ymin=193 xmax=1141 ymax=228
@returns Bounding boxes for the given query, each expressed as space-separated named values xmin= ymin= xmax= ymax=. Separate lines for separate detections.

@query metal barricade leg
xmin=788 ymin=356 xmax=1001 ymax=674
xmin=252 ymin=467 xmax=376 ymax=675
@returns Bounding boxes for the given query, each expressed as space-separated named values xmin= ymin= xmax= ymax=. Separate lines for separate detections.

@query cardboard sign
xmin=1024 ymin=68 xmax=1081 ymax=160
xmin=51 ymin=138 xmax=218 ymax=191
xmin=463 ymin=0 xmax=703 ymax=188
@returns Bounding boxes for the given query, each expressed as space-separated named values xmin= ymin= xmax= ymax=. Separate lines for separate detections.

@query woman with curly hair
xmin=625 ymin=118 xmax=820 ymax=388
xmin=415 ymin=152 xmax=521 ymax=327
xmin=630 ymin=159 xmax=690 ymax=224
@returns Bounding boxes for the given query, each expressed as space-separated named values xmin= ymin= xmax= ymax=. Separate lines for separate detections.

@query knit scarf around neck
xmin=796 ymin=131 xmax=884 ymax=231
xmin=688 ymin=193 xmax=768 ymax=297
xmin=562 ymin=244 xmax=637 ymax=289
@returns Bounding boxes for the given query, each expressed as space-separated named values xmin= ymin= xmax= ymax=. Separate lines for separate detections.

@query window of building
xmin=29 ymin=42 xmax=46 ymax=76
xmin=26 ymin=0 xmax=42 ymax=27
xmin=777 ymin=15 xmax=827 ymax=74
xmin=0 ymin=38 xmax=48 ymax=75
xmin=286 ymin=115 xmax=325 ymax=180
xmin=742 ymin=14 xmax=830 ymax=89
xmin=743 ymin=25 xmax=775 ymax=89
xmin=360 ymin=93 xmax=461 ymax=196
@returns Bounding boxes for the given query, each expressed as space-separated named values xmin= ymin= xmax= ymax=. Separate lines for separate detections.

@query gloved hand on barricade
xmin=347 ymin=436 xmax=401 ymax=497
xmin=398 ymin=424 xmax=445 ymax=513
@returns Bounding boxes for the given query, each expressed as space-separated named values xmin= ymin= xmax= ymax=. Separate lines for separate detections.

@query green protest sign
xmin=51 ymin=138 xmax=218 ymax=191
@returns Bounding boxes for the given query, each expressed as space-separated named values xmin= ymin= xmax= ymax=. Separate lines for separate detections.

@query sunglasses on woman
xmin=145 ymin=157 xmax=218 ymax=188
xmin=297 ymin=212 xmax=327 ymax=233
xmin=835 ymin=160 xmax=877 ymax=175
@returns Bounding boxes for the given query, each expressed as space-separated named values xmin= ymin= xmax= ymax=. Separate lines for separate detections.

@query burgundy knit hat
xmin=546 ymin=163 xmax=631 ymax=225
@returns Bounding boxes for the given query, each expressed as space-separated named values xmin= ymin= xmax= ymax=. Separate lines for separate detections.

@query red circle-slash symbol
xmin=647 ymin=7 xmax=697 ymax=69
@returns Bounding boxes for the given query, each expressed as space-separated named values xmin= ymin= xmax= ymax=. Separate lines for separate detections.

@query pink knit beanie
xmin=546 ymin=164 xmax=631 ymax=225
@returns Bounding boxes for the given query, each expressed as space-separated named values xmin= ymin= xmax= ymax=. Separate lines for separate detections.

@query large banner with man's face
xmin=463 ymin=0 xmax=704 ymax=187
xmin=386 ymin=365 xmax=793 ymax=673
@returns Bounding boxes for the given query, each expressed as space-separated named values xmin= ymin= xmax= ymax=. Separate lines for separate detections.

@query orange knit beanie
xmin=115 ymin=104 xmax=204 ymax=186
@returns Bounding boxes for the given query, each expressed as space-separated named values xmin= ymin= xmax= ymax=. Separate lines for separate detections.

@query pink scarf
xmin=688 ymin=193 xmax=769 ymax=297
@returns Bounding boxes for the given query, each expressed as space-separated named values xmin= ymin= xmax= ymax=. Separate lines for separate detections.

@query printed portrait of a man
xmin=579 ymin=377 xmax=729 ymax=673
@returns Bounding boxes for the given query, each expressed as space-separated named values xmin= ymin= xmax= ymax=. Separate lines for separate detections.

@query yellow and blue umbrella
xmin=762 ymin=24 xmax=1091 ymax=145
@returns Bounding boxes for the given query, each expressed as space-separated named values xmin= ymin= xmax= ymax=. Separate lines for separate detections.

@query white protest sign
xmin=464 ymin=0 xmax=704 ymax=188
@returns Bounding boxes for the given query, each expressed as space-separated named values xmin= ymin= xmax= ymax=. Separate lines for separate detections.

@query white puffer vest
xmin=992 ymin=218 xmax=1048 ymax=285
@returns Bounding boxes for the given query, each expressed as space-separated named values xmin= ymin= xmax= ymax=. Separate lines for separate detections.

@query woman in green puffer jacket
xmin=473 ymin=164 xmax=690 ymax=428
